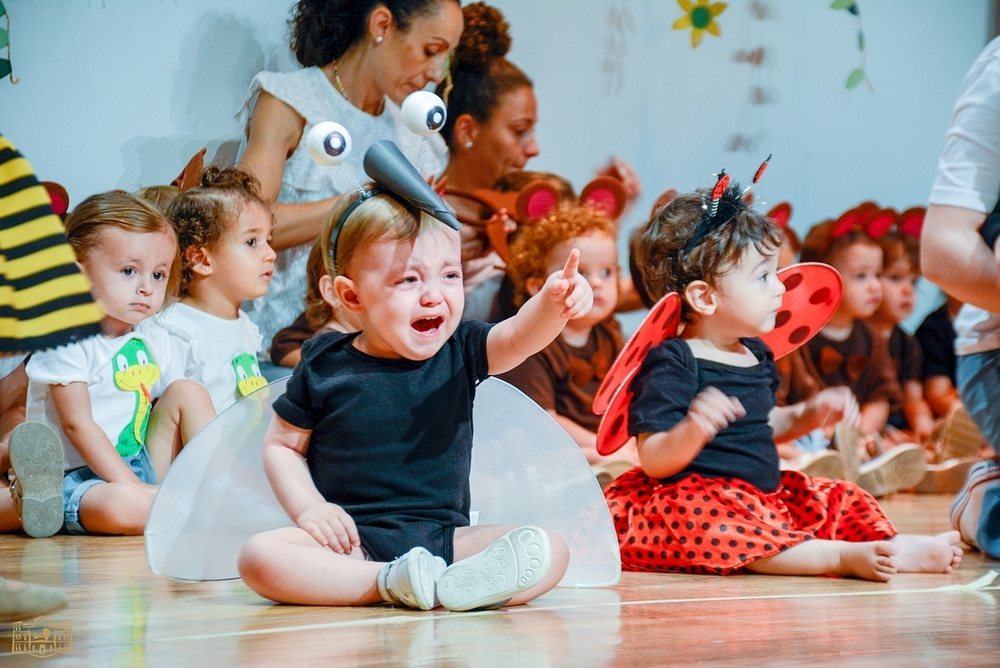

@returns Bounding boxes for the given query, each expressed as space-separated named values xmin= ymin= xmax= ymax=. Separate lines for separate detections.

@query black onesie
xmin=272 ymin=319 xmax=493 ymax=563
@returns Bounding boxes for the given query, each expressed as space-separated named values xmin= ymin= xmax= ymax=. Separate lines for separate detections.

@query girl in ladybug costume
xmin=604 ymin=177 xmax=963 ymax=581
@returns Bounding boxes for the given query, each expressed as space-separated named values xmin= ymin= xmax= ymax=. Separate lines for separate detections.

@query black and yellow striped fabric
xmin=0 ymin=133 xmax=102 ymax=354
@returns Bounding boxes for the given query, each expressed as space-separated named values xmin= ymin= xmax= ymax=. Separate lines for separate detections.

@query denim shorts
xmin=956 ymin=350 xmax=1000 ymax=556
xmin=62 ymin=447 xmax=157 ymax=535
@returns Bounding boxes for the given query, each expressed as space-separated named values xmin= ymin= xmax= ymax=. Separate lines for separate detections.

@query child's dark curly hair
xmin=507 ymin=203 xmax=617 ymax=307
xmin=631 ymin=187 xmax=782 ymax=322
xmin=290 ymin=0 xmax=453 ymax=67
xmin=165 ymin=166 xmax=268 ymax=296
xmin=437 ymin=2 xmax=532 ymax=148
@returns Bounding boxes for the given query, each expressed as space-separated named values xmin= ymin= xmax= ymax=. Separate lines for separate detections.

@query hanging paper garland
xmin=830 ymin=0 xmax=872 ymax=91
xmin=673 ymin=0 xmax=728 ymax=49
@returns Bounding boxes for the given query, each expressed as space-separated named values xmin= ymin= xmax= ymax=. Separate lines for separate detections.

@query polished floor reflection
xmin=1 ymin=493 xmax=999 ymax=666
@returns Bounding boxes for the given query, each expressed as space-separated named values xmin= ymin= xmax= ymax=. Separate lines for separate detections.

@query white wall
xmin=1 ymin=0 xmax=992 ymax=328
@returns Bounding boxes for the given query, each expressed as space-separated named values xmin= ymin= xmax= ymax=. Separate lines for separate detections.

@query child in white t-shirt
xmin=154 ymin=167 xmax=276 ymax=412
xmin=14 ymin=191 xmax=215 ymax=537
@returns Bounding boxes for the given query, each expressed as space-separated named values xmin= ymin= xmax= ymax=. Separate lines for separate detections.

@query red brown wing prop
xmin=592 ymin=292 xmax=681 ymax=415
xmin=443 ymin=188 xmax=514 ymax=262
xmin=172 ymin=148 xmax=207 ymax=192
xmin=760 ymin=262 xmax=843 ymax=358
xmin=596 ymin=366 xmax=639 ymax=456
xmin=595 ymin=263 xmax=842 ymax=456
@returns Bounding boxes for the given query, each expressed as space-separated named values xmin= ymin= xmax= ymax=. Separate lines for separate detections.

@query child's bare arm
xmin=770 ymin=387 xmax=860 ymax=442
xmin=638 ymin=387 xmax=745 ymax=479
xmin=924 ymin=376 xmax=960 ymax=418
xmin=487 ymin=249 xmax=593 ymax=375
xmin=50 ymin=382 xmax=144 ymax=485
xmin=901 ymin=379 xmax=935 ymax=444
xmin=859 ymin=399 xmax=890 ymax=436
xmin=261 ymin=415 xmax=359 ymax=554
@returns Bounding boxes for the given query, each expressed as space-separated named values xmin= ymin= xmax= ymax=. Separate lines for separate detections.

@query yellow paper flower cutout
xmin=674 ymin=0 xmax=728 ymax=49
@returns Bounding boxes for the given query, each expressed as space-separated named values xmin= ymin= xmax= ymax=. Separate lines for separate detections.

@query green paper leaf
xmin=0 ymin=28 xmax=8 ymax=50
xmin=846 ymin=68 xmax=866 ymax=89
xmin=830 ymin=0 xmax=854 ymax=9
xmin=858 ymin=29 xmax=864 ymax=51
xmin=0 ymin=2 xmax=6 ymax=18
xmin=0 ymin=58 xmax=11 ymax=80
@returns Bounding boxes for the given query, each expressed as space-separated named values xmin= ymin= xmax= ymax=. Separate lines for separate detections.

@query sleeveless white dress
xmin=236 ymin=67 xmax=448 ymax=351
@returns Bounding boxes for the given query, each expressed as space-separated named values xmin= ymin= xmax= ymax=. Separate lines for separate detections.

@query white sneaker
xmin=377 ymin=547 xmax=445 ymax=611
xmin=9 ymin=422 xmax=65 ymax=538
xmin=436 ymin=526 xmax=551 ymax=612
xmin=856 ymin=444 xmax=927 ymax=498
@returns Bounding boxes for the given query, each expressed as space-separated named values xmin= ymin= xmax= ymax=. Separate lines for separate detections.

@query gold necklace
xmin=332 ymin=63 xmax=384 ymax=115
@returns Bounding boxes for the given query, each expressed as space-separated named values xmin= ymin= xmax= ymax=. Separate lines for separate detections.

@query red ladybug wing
xmin=593 ymin=293 xmax=681 ymax=415
xmin=596 ymin=367 xmax=639 ymax=455
xmin=761 ymin=263 xmax=843 ymax=359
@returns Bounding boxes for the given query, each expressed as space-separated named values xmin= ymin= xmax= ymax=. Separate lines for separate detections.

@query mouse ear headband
xmin=171 ymin=149 xmax=207 ymax=193
xmin=684 ymin=155 xmax=771 ymax=253
xmin=327 ymin=140 xmax=461 ymax=271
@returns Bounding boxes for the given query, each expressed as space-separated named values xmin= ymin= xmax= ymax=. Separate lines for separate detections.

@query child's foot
xmin=377 ymin=547 xmax=447 ymax=611
xmin=9 ymin=422 xmax=64 ymax=538
xmin=838 ymin=541 xmax=898 ymax=582
xmin=892 ymin=532 xmax=964 ymax=573
xmin=437 ymin=526 xmax=551 ymax=612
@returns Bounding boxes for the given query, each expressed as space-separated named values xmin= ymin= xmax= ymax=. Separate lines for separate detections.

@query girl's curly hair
xmin=631 ymin=187 xmax=782 ymax=323
xmin=165 ymin=166 xmax=268 ymax=296
xmin=507 ymin=203 xmax=617 ymax=307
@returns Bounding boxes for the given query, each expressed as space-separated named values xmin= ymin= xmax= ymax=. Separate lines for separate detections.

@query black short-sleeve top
xmin=272 ymin=320 xmax=494 ymax=528
xmin=628 ymin=337 xmax=781 ymax=493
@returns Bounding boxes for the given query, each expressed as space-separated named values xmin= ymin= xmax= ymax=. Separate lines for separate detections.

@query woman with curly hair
xmin=237 ymin=0 xmax=463 ymax=350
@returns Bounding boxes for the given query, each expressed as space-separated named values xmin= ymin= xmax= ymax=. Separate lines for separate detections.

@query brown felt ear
xmin=470 ymin=189 xmax=518 ymax=220
xmin=580 ymin=176 xmax=627 ymax=219
xmin=516 ymin=180 xmax=561 ymax=223
xmin=650 ymin=189 xmax=678 ymax=217
xmin=172 ymin=148 xmax=207 ymax=192
xmin=743 ymin=190 xmax=755 ymax=207
xmin=40 ymin=181 xmax=69 ymax=216
xmin=767 ymin=202 xmax=792 ymax=229
xmin=897 ymin=207 xmax=925 ymax=238
xmin=831 ymin=208 xmax=862 ymax=238
xmin=865 ymin=208 xmax=897 ymax=238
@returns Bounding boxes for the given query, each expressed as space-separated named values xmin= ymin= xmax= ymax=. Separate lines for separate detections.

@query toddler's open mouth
xmin=412 ymin=316 xmax=443 ymax=334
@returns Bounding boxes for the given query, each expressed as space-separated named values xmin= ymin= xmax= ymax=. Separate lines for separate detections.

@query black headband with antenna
xmin=328 ymin=140 xmax=461 ymax=271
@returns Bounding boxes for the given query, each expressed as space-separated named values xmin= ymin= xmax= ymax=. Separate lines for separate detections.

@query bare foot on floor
xmin=838 ymin=541 xmax=898 ymax=582
xmin=892 ymin=532 xmax=963 ymax=573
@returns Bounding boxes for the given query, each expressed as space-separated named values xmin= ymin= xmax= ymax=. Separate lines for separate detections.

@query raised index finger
xmin=563 ymin=248 xmax=581 ymax=280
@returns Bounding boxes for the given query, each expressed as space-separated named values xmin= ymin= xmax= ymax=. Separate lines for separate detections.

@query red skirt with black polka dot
xmin=604 ymin=469 xmax=896 ymax=574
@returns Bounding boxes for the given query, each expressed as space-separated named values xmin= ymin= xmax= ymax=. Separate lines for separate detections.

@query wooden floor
xmin=1 ymin=493 xmax=999 ymax=666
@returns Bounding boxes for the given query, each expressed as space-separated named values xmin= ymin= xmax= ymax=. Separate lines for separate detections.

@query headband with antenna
xmin=304 ymin=91 xmax=460 ymax=272
xmin=684 ymin=154 xmax=771 ymax=253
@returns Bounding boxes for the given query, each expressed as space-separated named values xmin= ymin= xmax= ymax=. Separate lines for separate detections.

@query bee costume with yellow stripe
xmin=0 ymin=134 xmax=103 ymax=353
